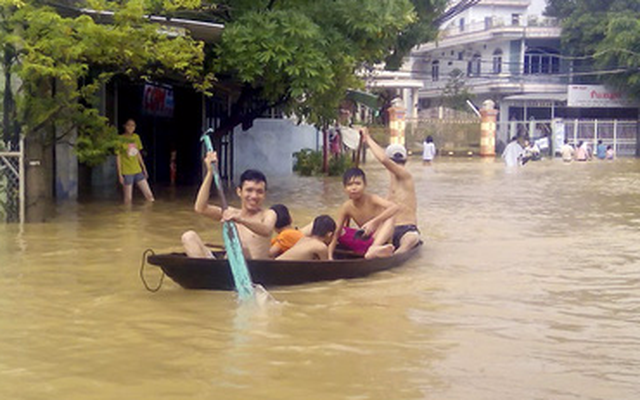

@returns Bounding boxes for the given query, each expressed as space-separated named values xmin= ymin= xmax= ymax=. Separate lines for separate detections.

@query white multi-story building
xmin=411 ymin=0 xmax=567 ymax=144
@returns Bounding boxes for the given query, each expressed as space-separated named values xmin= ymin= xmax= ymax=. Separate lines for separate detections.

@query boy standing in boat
xmin=328 ymin=167 xmax=399 ymax=259
xmin=182 ymin=151 xmax=277 ymax=259
xmin=362 ymin=131 xmax=421 ymax=254
xmin=277 ymin=215 xmax=336 ymax=261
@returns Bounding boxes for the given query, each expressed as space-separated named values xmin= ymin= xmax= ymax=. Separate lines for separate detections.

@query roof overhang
xmin=53 ymin=5 xmax=224 ymax=42
xmin=346 ymin=90 xmax=381 ymax=109
xmin=503 ymin=93 xmax=567 ymax=102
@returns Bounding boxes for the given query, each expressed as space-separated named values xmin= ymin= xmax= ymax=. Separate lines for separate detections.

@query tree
xmin=440 ymin=68 xmax=474 ymax=111
xmin=545 ymin=0 xmax=640 ymax=97
xmin=207 ymin=0 xmax=446 ymax=136
xmin=1 ymin=0 xmax=211 ymax=220
xmin=2 ymin=0 xmax=211 ymax=161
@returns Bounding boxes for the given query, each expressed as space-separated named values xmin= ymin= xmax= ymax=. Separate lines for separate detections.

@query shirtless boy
xmin=362 ymin=131 xmax=421 ymax=253
xmin=181 ymin=151 xmax=277 ymax=259
xmin=328 ymin=167 xmax=399 ymax=259
xmin=277 ymin=215 xmax=336 ymax=261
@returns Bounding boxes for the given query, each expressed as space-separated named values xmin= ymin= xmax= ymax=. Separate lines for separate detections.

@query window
xmin=467 ymin=54 xmax=481 ymax=76
xmin=431 ymin=60 xmax=440 ymax=81
xmin=459 ymin=18 xmax=465 ymax=32
xmin=512 ymin=14 xmax=521 ymax=26
xmin=485 ymin=17 xmax=493 ymax=29
xmin=524 ymin=48 xmax=560 ymax=74
xmin=492 ymin=49 xmax=503 ymax=74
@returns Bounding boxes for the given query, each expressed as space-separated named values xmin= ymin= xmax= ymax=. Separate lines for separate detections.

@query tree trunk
xmin=25 ymin=129 xmax=55 ymax=222
xmin=322 ymin=126 xmax=329 ymax=173
xmin=3 ymin=44 xmax=19 ymax=146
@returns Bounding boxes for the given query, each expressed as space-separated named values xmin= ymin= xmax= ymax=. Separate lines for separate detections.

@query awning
xmin=346 ymin=90 xmax=381 ymax=110
xmin=503 ymin=93 xmax=567 ymax=102
xmin=53 ymin=5 xmax=224 ymax=42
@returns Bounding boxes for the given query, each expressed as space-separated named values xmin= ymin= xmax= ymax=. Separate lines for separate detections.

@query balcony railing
xmin=440 ymin=16 xmax=560 ymax=40
xmin=420 ymin=73 xmax=569 ymax=94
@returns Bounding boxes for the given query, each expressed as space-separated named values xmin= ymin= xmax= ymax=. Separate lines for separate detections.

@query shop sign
xmin=568 ymin=85 xmax=635 ymax=108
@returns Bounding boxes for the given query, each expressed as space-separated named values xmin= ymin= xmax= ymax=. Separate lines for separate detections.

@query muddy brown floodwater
xmin=1 ymin=157 xmax=639 ymax=400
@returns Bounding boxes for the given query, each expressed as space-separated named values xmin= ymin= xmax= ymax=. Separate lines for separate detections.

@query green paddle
xmin=201 ymin=133 xmax=255 ymax=300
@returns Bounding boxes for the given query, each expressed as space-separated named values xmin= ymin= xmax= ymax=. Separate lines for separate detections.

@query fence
xmin=0 ymin=138 xmax=25 ymax=223
xmin=407 ymin=118 xmax=481 ymax=155
xmin=563 ymin=119 xmax=637 ymax=157
xmin=373 ymin=117 xmax=637 ymax=158
xmin=501 ymin=119 xmax=638 ymax=157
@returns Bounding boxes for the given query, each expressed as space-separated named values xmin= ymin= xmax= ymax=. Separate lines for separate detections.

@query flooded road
xmin=1 ymin=157 xmax=639 ymax=400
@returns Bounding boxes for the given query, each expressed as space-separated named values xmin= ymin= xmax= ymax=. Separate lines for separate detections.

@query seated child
xmin=277 ymin=215 xmax=336 ymax=261
xmin=605 ymin=145 xmax=615 ymax=160
xmin=328 ymin=167 xmax=399 ymax=259
xmin=269 ymin=204 xmax=304 ymax=258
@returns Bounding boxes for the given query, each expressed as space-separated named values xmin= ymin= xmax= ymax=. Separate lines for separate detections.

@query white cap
xmin=385 ymin=144 xmax=407 ymax=162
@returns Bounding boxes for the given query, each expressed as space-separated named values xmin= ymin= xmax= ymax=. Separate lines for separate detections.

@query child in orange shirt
xmin=269 ymin=204 xmax=304 ymax=258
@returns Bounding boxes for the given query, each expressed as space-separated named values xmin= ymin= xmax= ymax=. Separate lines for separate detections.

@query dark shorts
xmin=123 ymin=172 xmax=145 ymax=185
xmin=392 ymin=224 xmax=420 ymax=249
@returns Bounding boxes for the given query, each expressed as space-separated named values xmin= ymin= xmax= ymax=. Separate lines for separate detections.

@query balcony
xmin=415 ymin=16 xmax=561 ymax=52
xmin=419 ymin=74 xmax=569 ymax=99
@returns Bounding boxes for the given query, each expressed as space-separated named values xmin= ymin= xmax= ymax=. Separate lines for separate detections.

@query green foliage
xmin=211 ymin=0 xmax=441 ymax=130
xmin=293 ymin=148 xmax=354 ymax=177
xmin=1 ymin=0 xmax=213 ymax=164
xmin=327 ymin=153 xmax=354 ymax=177
xmin=293 ymin=148 xmax=323 ymax=176
xmin=546 ymin=0 xmax=640 ymax=98
xmin=385 ymin=0 xmax=448 ymax=70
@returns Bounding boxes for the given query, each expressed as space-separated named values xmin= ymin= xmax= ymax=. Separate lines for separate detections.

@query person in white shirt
xmin=422 ymin=135 xmax=437 ymax=165
xmin=501 ymin=136 xmax=524 ymax=167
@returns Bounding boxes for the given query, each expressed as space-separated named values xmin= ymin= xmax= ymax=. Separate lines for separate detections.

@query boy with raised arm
xmin=181 ymin=151 xmax=277 ymax=259
xmin=328 ymin=167 xmax=399 ymax=259
xmin=362 ymin=131 xmax=421 ymax=253
xmin=277 ymin=215 xmax=336 ymax=261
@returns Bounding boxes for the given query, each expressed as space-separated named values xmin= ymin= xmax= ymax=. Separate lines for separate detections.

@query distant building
xmin=413 ymin=0 xmax=568 ymax=143
xmin=368 ymin=0 xmax=639 ymax=155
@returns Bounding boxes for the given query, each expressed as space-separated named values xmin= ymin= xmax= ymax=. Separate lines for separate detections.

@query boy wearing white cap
xmin=362 ymin=131 xmax=421 ymax=253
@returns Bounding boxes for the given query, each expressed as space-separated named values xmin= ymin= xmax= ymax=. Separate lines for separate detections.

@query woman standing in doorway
xmin=116 ymin=119 xmax=155 ymax=204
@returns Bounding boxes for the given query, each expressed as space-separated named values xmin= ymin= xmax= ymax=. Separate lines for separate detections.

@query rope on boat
xmin=140 ymin=248 xmax=165 ymax=292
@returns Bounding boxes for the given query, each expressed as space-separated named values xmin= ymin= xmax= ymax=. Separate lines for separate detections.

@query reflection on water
xmin=1 ymin=158 xmax=639 ymax=400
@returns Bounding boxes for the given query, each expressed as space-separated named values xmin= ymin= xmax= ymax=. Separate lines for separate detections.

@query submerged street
xmin=1 ymin=157 xmax=639 ymax=399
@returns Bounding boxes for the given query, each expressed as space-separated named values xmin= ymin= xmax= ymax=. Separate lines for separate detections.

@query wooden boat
xmin=144 ymin=244 xmax=422 ymax=290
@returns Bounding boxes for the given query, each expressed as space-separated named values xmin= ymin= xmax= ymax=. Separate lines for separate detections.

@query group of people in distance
xmin=560 ymin=139 xmax=614 ymax=162
xmin=181 ymin=131 xmax=421 ymax=262
xmin=502 ymin=134 xmax=615 ymax=167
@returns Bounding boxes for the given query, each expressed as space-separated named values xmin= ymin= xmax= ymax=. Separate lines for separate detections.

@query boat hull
xmin=146 ymin=244 xmax=422 ymax=290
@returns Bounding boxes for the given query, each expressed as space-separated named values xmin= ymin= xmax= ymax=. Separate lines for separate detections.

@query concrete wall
xmin=233 ymin=118 xmax=320 ymax=181
xmin=55 ymin=129 xmax=78 ymax=201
